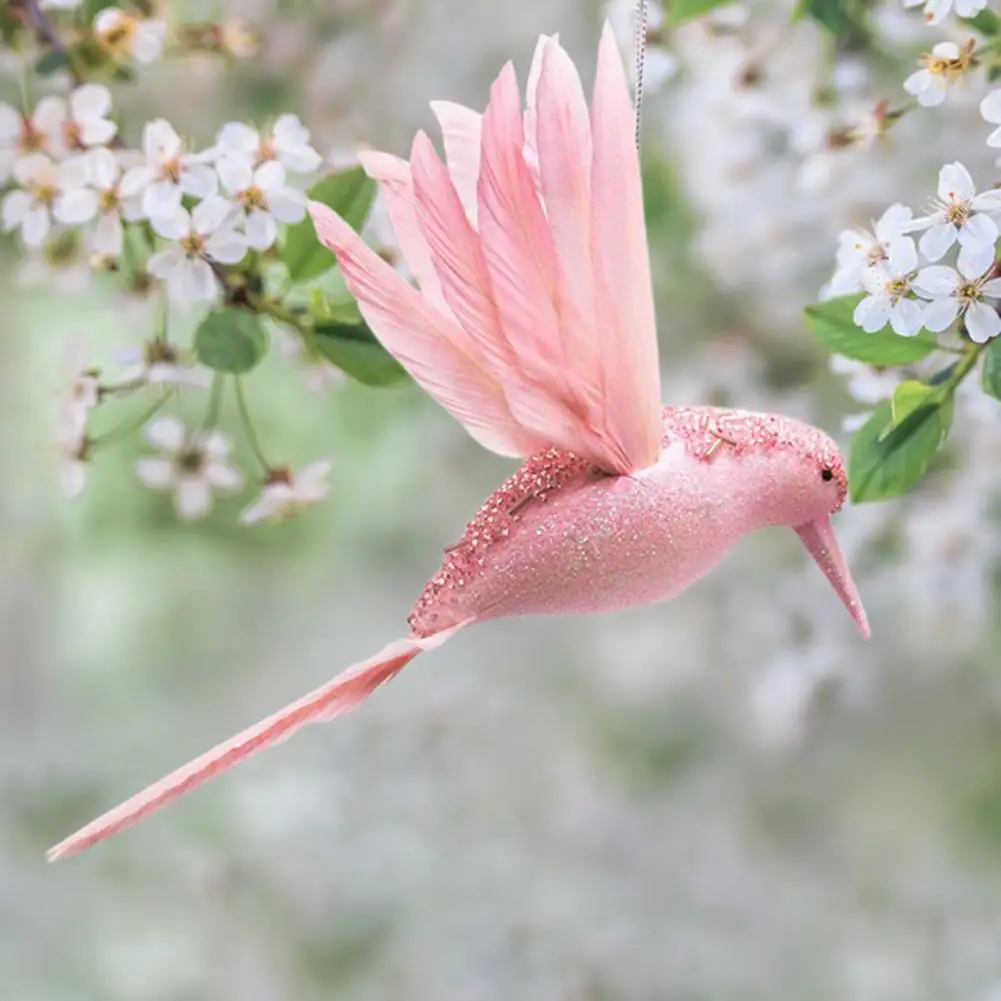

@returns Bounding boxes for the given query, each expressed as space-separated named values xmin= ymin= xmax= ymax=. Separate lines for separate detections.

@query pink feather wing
xmin=408 ymin=131 xmax=582 ymax=454
xmin=428 ymin=101 xmax=482 ymax=225
xmin=588 ymin=24 xmax=662 ymax=470
xmin=309 ymin=202 xmax=538 ymax=458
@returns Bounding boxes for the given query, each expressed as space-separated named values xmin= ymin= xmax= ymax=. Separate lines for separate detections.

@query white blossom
xmin=829 ymin=203 xmax=915 ymax=296
xmin=56 ymin=338 xmax=94 ymax=500
xmin=277 ymin=328 xmax=346 ymax=393
xmin=914 ymin=258 xmax=1001 ymax=343
xmin=211 ymin=115 xmax=322 ymax=174
xmin=980 ymin=89 xmax=1001 ymax=149
xmin=137 ymin=417 xmax=244 ymax=519
xmin=0 ymin=99 xmax=64 ymax=181
xmin=829 ymin=355 xmax=904 ymax=406
xmin=59 ymin=336 xmax=100 ymax=443
xmin=853 ymin=241 xmax=923 ymax=336
xmin=120 ymin=119 xmax=217 ymax=220
xmin=83 ymin=147 xmax=144 ymax=258
xmin=216 ymin=157 xmax=307 ymax=250
xmin=907 ymin=162 xmax=1001 ymax=276
xmin=217 ymin=21 xmax=260 ymax=59
xmin=57 ymin=429 xmax=89 ymax=498
xmin=147 ymin=196 xmax=247 ymax=302
xmin=240 ymin=461 xmax=332 ymax=525
xmin=40 ymin=85 xmax=118 ymax=157
xmin=902 ymin=0 xmax=987 ymax=25
xmin=94 ymin=7 xmax=167 ymax=64
xmin=1 ymin=154 xmax=96 ymax=247
xmin=903 ymin=43 xmax=972 ymax=107
xmin=115 ymin=338 xmax=211 ymax=388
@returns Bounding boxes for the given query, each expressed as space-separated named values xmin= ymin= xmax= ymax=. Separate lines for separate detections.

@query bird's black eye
xmin=821 ymin=467 xmax=834 ymax=482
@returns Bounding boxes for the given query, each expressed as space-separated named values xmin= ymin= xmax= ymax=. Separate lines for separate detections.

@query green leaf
xmin=805 ymin=295 xmax=938 ymax=365
xmin=961 ymin=8 xmax=1000 ymax=34
xmin=983 ymin=338 xmax=1001 ymax=400
xmin=889 ymin=380 xmax=934 ymax=427
xmin=310 ymin=287 xmax=363 ymax=325
xmin=313 ymin=322 xmax=408 ymax=386
xmin=792 ymin=0 xmax=871 ymax=43
xmin=195 ymin=309 xmax=269 ymax=374
xmin=666 ymin=0 xmax=739 ymax=26
xmin=849 ymin=399 xmax=953 ymax=503
xmin=34 ymin=51 xmax=71 ymax=76
xmin=282 ymin=168 xmax=376 ymax=283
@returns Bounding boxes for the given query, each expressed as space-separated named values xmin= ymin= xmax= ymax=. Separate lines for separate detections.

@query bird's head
xmin=746 ymin=414 xmax=868 ymax=639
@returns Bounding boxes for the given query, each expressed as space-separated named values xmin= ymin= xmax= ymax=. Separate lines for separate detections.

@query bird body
xmin=409 ymin=406 xmax=856 ymax=636
xmin=47 ymin=28 xmax=869 ymax=863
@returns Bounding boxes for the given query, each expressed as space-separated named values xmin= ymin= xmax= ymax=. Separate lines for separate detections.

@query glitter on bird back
xmin=408 ymin=448 xmax=591 ymax=636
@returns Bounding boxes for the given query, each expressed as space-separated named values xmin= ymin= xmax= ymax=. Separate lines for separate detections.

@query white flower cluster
xmin=3 ymin=53 xmax=340 ymax=522
xmin=902 ymin=0 xmax=987 ymax=27
xmin=830 ymin=163 xmax=1001 ymax=343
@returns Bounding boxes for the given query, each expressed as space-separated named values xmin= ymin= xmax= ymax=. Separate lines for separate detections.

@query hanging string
xmin=634 ymin=0 xmax=649 ymax=151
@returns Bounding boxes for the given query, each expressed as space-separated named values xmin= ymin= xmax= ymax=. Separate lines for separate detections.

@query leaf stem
xmin=929 ymin=342 xmax=984 ymax=404
xmin=233 ymin=376 xmax=271 ymax=473
xmin=90 ymin=391 xmax=173 ymax=447
xmin=201 ymin=373 xmax=224 ymax=431
xmin=23 ymin=0 xmax=84 ymax=84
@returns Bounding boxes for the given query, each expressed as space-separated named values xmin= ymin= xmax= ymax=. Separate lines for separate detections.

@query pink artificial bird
xmin=47 ymin=25 xmax=869 ymax=863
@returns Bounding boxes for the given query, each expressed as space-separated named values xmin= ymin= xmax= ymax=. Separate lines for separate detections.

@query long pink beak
xmin=794 ymin=517 xmax=871 ymax=639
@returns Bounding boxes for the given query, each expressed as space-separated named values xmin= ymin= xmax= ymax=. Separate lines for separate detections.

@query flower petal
xmin=1 ymin=190 xmax=31 ymax=230
xmin=87 ymin=147 xmax=120 ymax=189
xmin=243 ymin=209 xmax=276 ymax=250
xmin=93 ymin=212 xmax=124 ymax=256
xmin=145 ymin=416 xmax=185 ymax=452
xmin=175 ymin=477 xmax=213 ymax=519
xmin=913 ymin=265 xmax=959 ymax=297
xmin=255 ymin=159 xmax=285 ymax=190
xmin=216 ymin=122 xmax=259 ymax=154
xmin=119 ymin=164 xmax=155 ymax=199
xmin=180 ymin=163 xmax=218 ymax=200
xmin=143 ymin=179 xmax=182 ymax=219
xmin=178 ymin=258 xmax=219 ymax=302
xmin=204 ymin=461 xmax=243 ymax=492
xmin=70 ymin=84 xmax=112 ymax=122
xmin=143 ymin=118 xmax=182 ymax=162
xmin=958 ymin=212 xmax=998 ymax=249
xmin=204 ymin=227 xmax=247 ymax=264
xmin=192 ymin=194 xmax=236 ymax=234
xmin=966 ymin=301 xmax=1001 ymax=342
xmin=215 ymin=155 xmax=253 ymax=195
xmin=136 ymin=457 xmax=175 ymax=490
xmin=919 ymin=222 xmax=956 ymax=262
xmin=54 ymin=187 xmax=98 ymax=225
xmin=919 ymin=296 xmax=959 ymax=333
xmin=957 ymin=241 xmax=996 ymax=279
xmin=853 ymin=294 xmax=889 ymax=333
xmin=0 ymin=103 xmax=20 ymax=142
xmin=151 ymin=208 xmax=190 ymax=241
xmin=266 ymin=188 xmax=306 ymax=224
xmin=890 ymin=298 xmax=924 ymax=337
xmin=21 ymin=205 xmax=50 ymax=246
xmin=132 ymin=21 xmax=166 ymax=64
xmin=939 ymin=162 xmax=975 ymax=203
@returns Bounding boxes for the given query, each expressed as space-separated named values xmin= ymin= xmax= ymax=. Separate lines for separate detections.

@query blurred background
xmin=4 ymin=0 xmax=1001 ymax=998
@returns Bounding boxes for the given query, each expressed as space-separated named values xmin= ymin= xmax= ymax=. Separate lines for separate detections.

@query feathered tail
xmin=47 ymin=625 xmax=465 ymax=862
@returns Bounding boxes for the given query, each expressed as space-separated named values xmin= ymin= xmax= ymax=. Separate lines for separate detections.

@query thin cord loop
xmin=634 ymin=0 xmax=649 ymax=151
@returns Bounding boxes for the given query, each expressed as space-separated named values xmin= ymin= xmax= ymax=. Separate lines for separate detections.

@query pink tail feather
xmin=46 ymin=626 xmax=464 ymax=862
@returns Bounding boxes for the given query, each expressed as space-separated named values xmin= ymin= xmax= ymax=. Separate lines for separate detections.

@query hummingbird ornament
xmin=47 ymin=24 xmax=869 ymax=863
